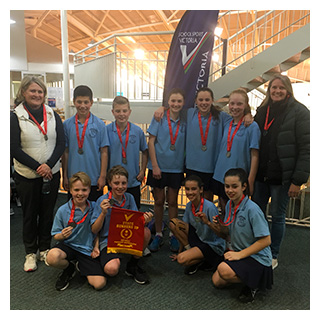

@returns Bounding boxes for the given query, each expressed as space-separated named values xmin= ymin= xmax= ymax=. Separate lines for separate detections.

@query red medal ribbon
xmin=218 ymin=194 xmax=245 ymax=226
xmin=23 ymin=104 xmax=48 ymax=138
xmin=116 ymin=122 xmax=130 ymax=161
xmin=227 ymin=116 xmax=244 ymax=153
xmin=75 ymin=113 xmax=90 ymax=150
xmin=108 ymin=191 xmax=126 ymax=208
xmin=167 ymin=109 xmax=180 ymax=148
xmin=198 ymin=112 xmax=212 ymax=147
xmin=68 ymin=199 xmax=90 ymax=225
xmin=191 ymin=197 xmax=204 ymax=217
xmin=264 ymin=106 xmax=274 ymax=132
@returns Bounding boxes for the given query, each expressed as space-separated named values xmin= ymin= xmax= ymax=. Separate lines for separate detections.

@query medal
xmin=263 ymin=130 xmax=268 ymax=137
xmin=116 ymin=122 xmax=130 ymax=163
xmin=108 ymin=191 xmax=125 ymax=208
xmin=226 ymin=117 xmax=243 ymax=159
xmin=23 ymin=104 xmax=48 ymax=140
xmin=191 ymin=197 xmax=204 ymax=223
xmin=75 ymin=113 xmax=90 ymax=154
xmin=68 ymin=199 xmax=90 ymax=228
xmin=68 ymin=221 xmax=77 ymax=228
xmin=198 ymin=112 xmax=212 ymax=152
xmin=167 ymin=110 xmax=180 ymax=152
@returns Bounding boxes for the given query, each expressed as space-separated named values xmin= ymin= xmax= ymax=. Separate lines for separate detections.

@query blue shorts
xmin=147 ymin=170 xmax=184 ymax=189
xmin=54 ymin=242 xmax=105 ymax=277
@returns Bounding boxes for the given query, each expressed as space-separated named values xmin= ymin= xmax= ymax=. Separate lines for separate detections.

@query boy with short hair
xmin=46 ymin=172 xmax=106 ymax=291
xmin=91 ymin=165 xmax=153 ymax=285
xmin=62 ymin=85 xmax=109 ymax=201
xmin=106 ymin=96 xmax=148 ymax=208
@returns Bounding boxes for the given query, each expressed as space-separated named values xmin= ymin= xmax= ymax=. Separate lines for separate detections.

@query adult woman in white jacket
xmin=10 ymin=76 xmax=65 ymax=272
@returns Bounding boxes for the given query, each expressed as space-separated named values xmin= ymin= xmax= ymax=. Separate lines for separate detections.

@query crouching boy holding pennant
xmin=91 ymin=165 xmax=153 ymax=285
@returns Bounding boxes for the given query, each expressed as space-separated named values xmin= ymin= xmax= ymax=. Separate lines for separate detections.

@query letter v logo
xmin=125 ymin=214 xmax=134 ymax=221
xmin=180 ymin=32 xmax=210 ymax=74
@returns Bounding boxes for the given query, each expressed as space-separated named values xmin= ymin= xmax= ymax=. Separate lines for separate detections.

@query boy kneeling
xmin=46 ymin=172 xmax=106 ymax=291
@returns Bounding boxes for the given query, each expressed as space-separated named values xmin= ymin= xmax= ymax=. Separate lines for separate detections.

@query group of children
xmin=44 ymin=84 xmax=272 ymax=304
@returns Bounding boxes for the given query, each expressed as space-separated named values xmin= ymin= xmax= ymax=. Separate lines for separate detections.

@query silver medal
xmin=170 ymin=145 xmax=175 ymax=151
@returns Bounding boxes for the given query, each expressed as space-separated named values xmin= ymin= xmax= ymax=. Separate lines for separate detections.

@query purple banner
xmin=162 ymin=10 xmax=219 ymax=108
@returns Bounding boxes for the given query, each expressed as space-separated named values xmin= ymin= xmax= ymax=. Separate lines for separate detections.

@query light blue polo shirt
xmin=213 ymin=119 xmax=260 ymax=183
xmin=183 ymin=199 xmax=226 ymax=256
xmin=186 ymin=109 xmax=231 ymax=173
xmin=90 ymin=191 xmax=138 ymax=250
xmin=51 ymin=199 xmax=96 ymax=256
xmin=147 ymin=115 xmax=186 ymax=173
xmin=64 ymin=113 xmax=109 ymax=186
xmin=106 ymin=121 xmax=147 ymax=188
xmin=226 ymin=196 xmax=272 ymax=267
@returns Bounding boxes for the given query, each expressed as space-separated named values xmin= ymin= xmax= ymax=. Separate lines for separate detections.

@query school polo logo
xmin=179 ymin=32 xmax=211 ymax=74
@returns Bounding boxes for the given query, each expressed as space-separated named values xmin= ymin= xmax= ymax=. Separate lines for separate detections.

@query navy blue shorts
xmin=210 ymin=179 xmax=228 ymax=201
xmin=185 ymin=169 xmax=214 ymax=191
xmin=188 ymin=224 xmax=223 ymax=271
xmin=54 ymin=242 xmax=105 ymax=277
xmin=99 ymin=247 xmax=122 ymax=269
xmin=147 ymin=170 xmax=184 ymax=189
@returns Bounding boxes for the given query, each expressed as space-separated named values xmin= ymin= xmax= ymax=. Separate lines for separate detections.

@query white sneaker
xmin=24 ymin=253 xmax=37 ymax=272
xmin=39 ymin=249 xmax=49 ymax=265
xmin=272 ymin=258 xmax=278 ymax=270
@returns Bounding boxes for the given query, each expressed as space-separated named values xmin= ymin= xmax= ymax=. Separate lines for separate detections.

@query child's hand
xmin=197 ymin=212 xmax=209 ymax=224
xmin=100 ymin=199 xmax=111 ymax=214
xmin=61 ymin=226 xmax=73 ymax=239
xmin=152 ymin=166 xmax=162 ymax=180
xmin=170 ymin=253 xmax=178 ymax=261
xmin=224 ymin=250 xmax=242 ymax=261
xmin=143 ymin=211 xmax=153 ymax=224
xmin=91 ymin=247 xmax=100 ymax=259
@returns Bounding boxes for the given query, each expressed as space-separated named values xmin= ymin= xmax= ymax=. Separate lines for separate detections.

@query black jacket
xmin=254 ymin=96 xmax=310 ymax=186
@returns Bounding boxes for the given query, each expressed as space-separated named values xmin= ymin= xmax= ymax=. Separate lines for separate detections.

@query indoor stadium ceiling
xmin=23 ymin=10 xmax=310 ymax=83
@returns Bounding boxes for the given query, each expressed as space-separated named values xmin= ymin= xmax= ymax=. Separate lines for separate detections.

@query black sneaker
xmin=55 ymin=262 xmax=76 ymax=291
xmin=238 ymin=285 xmax=258 ymax=303
xmin=125 ymin=262 xmax=149 ymax=285
xmin=184 ymin=262 xmax=203 ymax=275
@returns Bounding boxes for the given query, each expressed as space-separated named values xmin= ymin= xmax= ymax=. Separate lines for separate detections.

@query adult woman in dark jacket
xmin=10 ymin=76 xmax=65 ymax=272
xmin=252 ymin=75 xmax=310 ymax=269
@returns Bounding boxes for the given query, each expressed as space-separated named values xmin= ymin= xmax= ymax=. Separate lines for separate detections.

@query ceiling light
xmin=134 ymin=49 xmax=144 ymax=60
xmin=10 ymin=19 xmax=16 ymax=24
xmin=88 ymin=39 xmax=95 ymax=47
xmin=214 ymin=27 xmax=223 ymax=37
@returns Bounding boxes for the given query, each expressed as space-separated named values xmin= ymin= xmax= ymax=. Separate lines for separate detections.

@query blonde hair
xmin=229 ymin=88 xmax=251 ymax=115
xmin=260 ymin=74 xmax=293 ymax=108
xmin=69 ymin=172 xmax=91 ymax=190
xmin=15 ymin=76 xmax=47 ymax=106
xmin=112 ymin=96 xmax=130 ymax=109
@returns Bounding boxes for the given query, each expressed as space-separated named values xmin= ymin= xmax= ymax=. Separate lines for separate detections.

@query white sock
xmin=185 ymin=244 xmax=191 ymax=250
xmin=156 ymin=232 xmax=163 ymax=237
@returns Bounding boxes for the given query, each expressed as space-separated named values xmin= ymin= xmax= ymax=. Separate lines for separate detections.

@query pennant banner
xmin=107 ymin=206 xmax=145 ymax=256
xmin=162 ymin=10 xmax=219 ymax=109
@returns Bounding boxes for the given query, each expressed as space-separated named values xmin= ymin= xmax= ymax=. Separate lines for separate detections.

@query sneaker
xmin=143 ymin=247 xmax=151 ymax=257
xmin=169 ymin=235 xmax=179 ymax=253
xmin=184 ymin=262 xmax=203 ymax=275
xmin=272 ymin=258 xmax=278 ymax=269
xmin=24 ymin=253 xmax=37 ymax=272
xmin=238 ymin=286 xmax=258 ymax=303
xmin=55 ymin=262 xmax=76 ymax=291
xmin=149 ymin=235 xmax=164 ymax=252
xmin=39 ymin=249 xmax=49 ymax=263
xmin=125 ymin=263 xmax=149 ymax=285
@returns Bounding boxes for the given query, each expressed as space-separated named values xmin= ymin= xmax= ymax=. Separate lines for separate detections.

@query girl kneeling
xmin=210 ymin=168 xmax=273 ymax=303
xmin=170 ymin=175 xmax=225 ymax=275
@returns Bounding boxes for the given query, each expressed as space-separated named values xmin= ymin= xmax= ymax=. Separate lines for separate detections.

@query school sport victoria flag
xmin=162 ymin=10 xmax=219 ymax=109
xmin=107 ymin=207 xmax=145 ymax=256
